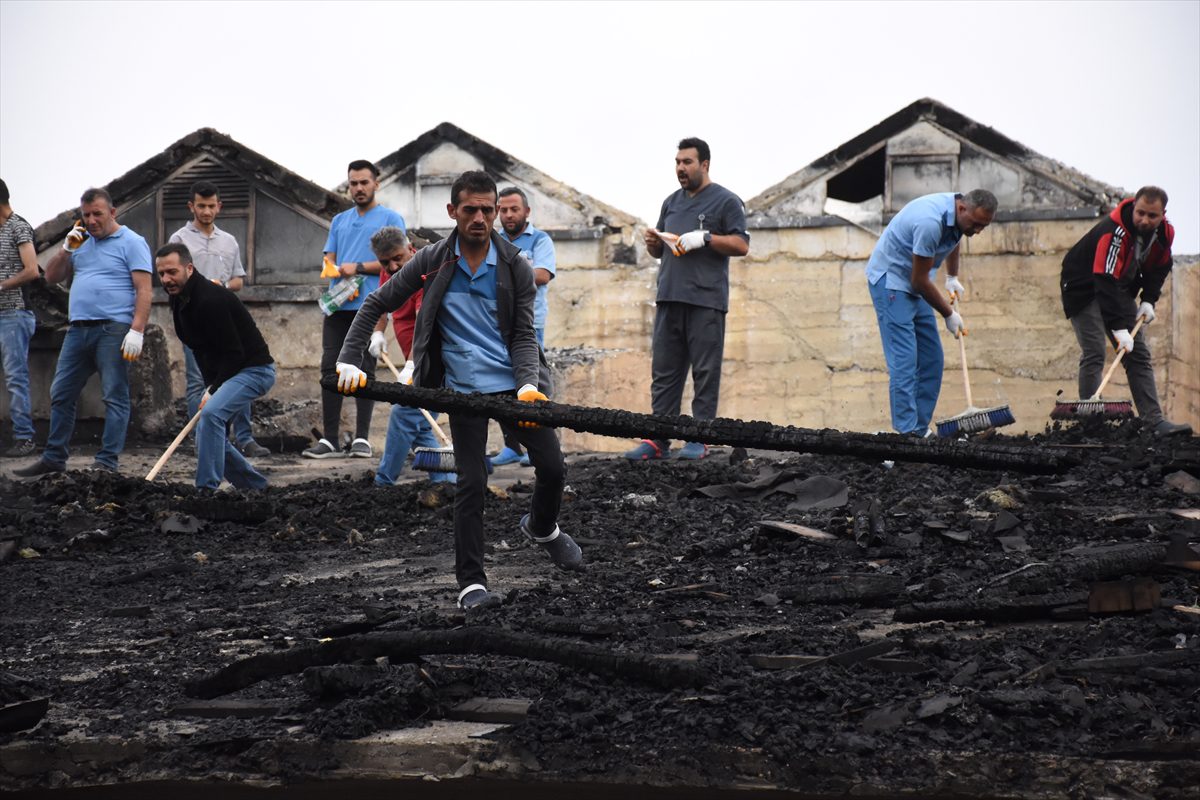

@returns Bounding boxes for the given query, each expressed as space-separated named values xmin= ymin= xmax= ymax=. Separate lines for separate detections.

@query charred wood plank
xmin=1002 ymin=544 xmax=1167 ymax=594
xmin=322 ymin=377 xmax=1074 ymax=473
xmin=0 ymin=697 xmax=48 ymax=733
xmin=171 ymin=699 xmax=285 ymax=719
xmin=893 ymin=591 xmax=1088 ymax=623
xmin=777 ymin=574 xmax=904 ymax=606
xmin=1059 ymin=648 xmax=1200 ymax=674
xmin=446 ymin=697 xmax=530 ymax=724
xmin=185 ymin=628 xmax=705 ymax=698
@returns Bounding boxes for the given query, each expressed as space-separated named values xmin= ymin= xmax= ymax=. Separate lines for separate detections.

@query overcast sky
xmin=2 ymin=1 xmax=1198 ymax=251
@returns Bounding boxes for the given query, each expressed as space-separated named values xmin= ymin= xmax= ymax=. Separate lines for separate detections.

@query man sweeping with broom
xmin=334 ymin=171 xmax=582 ymax=611
xmin=1059 ymin=186 xmax=1191 ymax=436
xmin=866 ymin=189 xmax=998 ymax=437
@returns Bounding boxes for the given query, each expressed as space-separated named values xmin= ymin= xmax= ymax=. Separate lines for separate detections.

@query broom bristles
xmin=412 ymin=447 xmax=456 ymax=472
xmin=936 ymin=405 xmax=1016 ymax=438
xmin=1050 ymin=398 xmax=1134 ymax=420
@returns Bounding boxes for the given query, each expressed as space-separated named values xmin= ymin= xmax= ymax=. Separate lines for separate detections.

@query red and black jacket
xmin=1060 ymin=198 xmax=1174 ymax=330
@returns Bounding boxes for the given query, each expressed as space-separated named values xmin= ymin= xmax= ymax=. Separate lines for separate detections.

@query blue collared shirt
xmin=500 ymin=223 xmax=555 ymax=330
xmin=866 ymin=192 xmax=963 ymax=293
xmin=437 ymin=239 xmax=515 ymax=393
xmin=323 ymin=205 xmax=406 ymax=311
xmin=68 ymin=225 xmax=152 ymax=323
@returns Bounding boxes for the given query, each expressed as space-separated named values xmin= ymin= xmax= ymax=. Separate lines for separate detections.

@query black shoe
xmin=520 ymin=514 xmax=583 ymax=571
xmin=2 ymin=439 xmax=35 ymax=458
xmin=88 ymin=462 xmax=118 ymax=474
xmin=14 ymin=459 xmax=65 ymax=478
xmin=1154 ymin=420 xmax=1194 ymax=437
xmin=458 ymin=585 xmax=503 ymax=610
xmin=236 ymin=440 xmax=271 ymax=458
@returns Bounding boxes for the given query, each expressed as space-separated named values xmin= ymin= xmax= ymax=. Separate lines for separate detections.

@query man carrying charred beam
xmin=865 ymin=189 xmax=997 ymax=437
xmin=306 ymin=160 xmax=406 ymax=460
xmin=155 ymin=243 xmax=275 ymax=490
xmin=169 ymin=180 xmax=269 ymax=458
xmin=1060 ymin=186 xmax=1190 ymax=436
xmin=334 ymin=170 xmax=582 ymax=611
xmin=625 ymin=137 xmax=749 ymax=462
xmin=15 ymin=188 xmax=152 ymax=477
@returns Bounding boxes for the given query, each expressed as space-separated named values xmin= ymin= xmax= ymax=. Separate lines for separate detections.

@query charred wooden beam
xmin=320 ymin=377 xmax=1076 ymax=473
xmin=185 ymin=627 xmax=706 ymax=699
xmin=1002 ymin=544 xmax=1167 ymax=595
xmin=894 ymin=591 xmax=1088 ymax=623
xmin=778 ymin=574 xmax=905 ymax=605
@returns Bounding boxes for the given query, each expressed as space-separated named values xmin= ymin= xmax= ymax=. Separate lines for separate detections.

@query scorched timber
xmin=320 ymin=377 xmax=1076 ymax=473
xmin=185 ymin=628 xmax=707 ymax=698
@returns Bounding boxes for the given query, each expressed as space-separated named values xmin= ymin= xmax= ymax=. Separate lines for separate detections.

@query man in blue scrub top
xmin=305 ymin=160 xmax=406 ymax=461
xmin=334 ymin=171 xmax=582 ymax=612
xmin=493 ymin=186 xmax=556 ymax=467
xmin=865 ymin=189 xmax=997 ymax=436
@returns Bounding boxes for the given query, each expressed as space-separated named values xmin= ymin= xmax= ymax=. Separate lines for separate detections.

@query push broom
xmin=378 ymin=351 xmax=456 ymax=473
xmin=1050 ymin=316 xmax=1145 ymax=420
xmin=935 ymin=297 xmax=1016 ymax=437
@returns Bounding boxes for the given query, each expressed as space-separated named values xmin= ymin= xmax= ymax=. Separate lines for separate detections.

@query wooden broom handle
xmin=146 ymin=409 xmax=201 ymax=481
xmin=378 ymin=351 xmax=451 ymax=447
xmin=952 ymin=297 xmax=974 ymax=409
xmin=1091 ymin=316 xmax=1146 ymax=400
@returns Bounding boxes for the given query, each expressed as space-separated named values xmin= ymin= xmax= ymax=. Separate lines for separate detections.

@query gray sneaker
xmin=520 ymin=513 xmax=583 ymax=571
xmin=236 ymin=440 xmax=271 ymax=458
xmin=302 ymin=438 xmax=340 ymax=459
xmin=349 ymin=438 xmax=373 ymax=458
xmin=1154 ymin=419 xmax=1194 ymax=437
xmin=2 ymin=439 xmax=35 ymax=458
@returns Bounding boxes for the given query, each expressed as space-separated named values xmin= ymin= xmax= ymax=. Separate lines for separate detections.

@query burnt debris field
xmin=2 ymin=421 xmax=1199 ymax=798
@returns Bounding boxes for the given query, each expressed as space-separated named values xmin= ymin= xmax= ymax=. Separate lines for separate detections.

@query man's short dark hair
xmin=370 ymin=225 xmax=409 ymax=256
xmin=0 ymin=179 xmax=9 ymax=206
xmin=80 ymin=187 xmax=113 ymax=207
xmin=191 ymin=180 xmax=220 ymax=201
xmin=450 ymin=171 xmax=498 ymax=206
xmin=678 ymin=137 xmax=710 ymax=163
xmin=962 ymin=188 xmax=998 ymax=214
xmin=155 ymin=242 xmax=193 ymax=265
xmin=347 ymin=160 xmax=380 ymax=178
xmin=1135 ymin=185 xmax=1168 ymax=208
xmin=498 ymin=186 xmax=529 ymax=208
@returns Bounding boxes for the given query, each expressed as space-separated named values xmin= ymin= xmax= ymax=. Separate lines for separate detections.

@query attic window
xmin=825 ymin=148 xmax=885 ymax=203
xmin=161 ymin=157 xmax=252 ymax=211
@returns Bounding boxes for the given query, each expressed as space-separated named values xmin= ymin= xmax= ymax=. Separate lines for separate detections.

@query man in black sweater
xmin=155 ymin=243 xmax=276 ymax=489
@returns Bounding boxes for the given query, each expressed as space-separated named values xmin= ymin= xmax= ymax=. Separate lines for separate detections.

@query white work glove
xmin=675 ymin=230 xmax=709 ymax=255
xmin=121 ymin=329 xmax=143 ymax=361
xmin=63 ymin=223 xmax=87 ymax=252
xmin=1112 ymin=329 xmax=1134 ymax=354
xmin=944 ymin=311 xmax=966 ymax=337
xmin=398 ymin=360 xmax=415 ymax=385
xmin=336 ymin=361 xmax=367 ymax=394
xmin=945 ymin=275 xmax=966 ymax=300
xmin=1137 ymin=301 xmax=1156 ymax=325
xmin=368 ymin=330 xmax=386 ymax=358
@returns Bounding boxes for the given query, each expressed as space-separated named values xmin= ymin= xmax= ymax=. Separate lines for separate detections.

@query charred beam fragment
xmin=778 ymin=574 xmax=905 ymax=605
xmin=1002 ymin=544 xmax=1167 ymax=594
xmin=320 ymin=377 xmax=1076 ymax=473
xmin=185 ymin=628 xmax=706 ymax=698
xmin=894 ymin=591 xmax=1089 ymax=623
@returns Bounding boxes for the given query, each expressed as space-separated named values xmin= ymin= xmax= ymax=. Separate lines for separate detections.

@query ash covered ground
xmin=2 ymin=421 xmax=1199 ymax=797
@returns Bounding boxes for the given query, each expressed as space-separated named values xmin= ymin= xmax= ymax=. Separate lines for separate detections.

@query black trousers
xmin=450 ymin=395 xmax=565 ymax=590
xmin=320 ymin=310 xmax=377 ymax=443
xmin=650 ymin=301 xmax=726 ymax=447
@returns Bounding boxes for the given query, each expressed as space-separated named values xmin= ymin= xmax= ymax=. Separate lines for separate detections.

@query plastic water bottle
xmin=318 ymin=276 xmax=364 ymax=316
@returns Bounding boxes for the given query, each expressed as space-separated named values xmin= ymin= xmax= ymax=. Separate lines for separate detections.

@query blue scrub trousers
xmin=868 ymin=278 xmax=943 ymax=435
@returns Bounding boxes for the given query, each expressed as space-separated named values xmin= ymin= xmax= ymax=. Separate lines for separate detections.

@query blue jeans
xmin=375 ymin=404 xmax=444 ymax=485
xmin=869 ymin=279 xmax=943 ymax=435
xmin=535 ymin=327 xmax=544 ymax=348
xmin=45 ymin=321 xmax=131 ymax=469
xmin=0 ymin=310 xmax=37 ymax=440
xmin=196 ymin=364 xmax=275 ymax=490
xmin=185 ymin=345 xmax=254 ymax=444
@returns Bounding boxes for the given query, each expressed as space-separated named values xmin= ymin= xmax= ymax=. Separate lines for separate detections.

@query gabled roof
xmin=34 ymin=128 xmax=350 ymax=248
xmin=747 ymin=98 xmax=1125 ymax=216
xmin=361 ymin=122 xmax=640 ymax=229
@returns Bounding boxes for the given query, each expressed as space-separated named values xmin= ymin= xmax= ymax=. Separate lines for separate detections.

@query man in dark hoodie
xmin=1060 ymin=186 xmax=1190 ymax=437
xmin=155 ymin=243 xmax=277 ymax=488
xmin=333 ymin=170 xmax=583 ymax=611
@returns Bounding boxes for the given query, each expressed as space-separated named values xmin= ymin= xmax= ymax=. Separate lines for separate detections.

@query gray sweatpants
xmin=1068 ymin=298 xmax=1162 ymax=423
xmin=650 ymin=302 xmax=726 ymax=445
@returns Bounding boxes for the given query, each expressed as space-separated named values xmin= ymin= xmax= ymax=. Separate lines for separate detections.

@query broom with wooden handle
xmin=935 ymin=297 xmax=1016 ymax=437
xmin=378 ymin=351 xmax=456 ymax=472
xmin=1050 ymin=316 xmax=1145 ymax=420
xmin=146 ymin=409 xmax=202 ymax=481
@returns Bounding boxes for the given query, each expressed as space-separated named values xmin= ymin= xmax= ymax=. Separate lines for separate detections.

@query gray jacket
xmin=337 ymin=230 xmax=552 ymax=394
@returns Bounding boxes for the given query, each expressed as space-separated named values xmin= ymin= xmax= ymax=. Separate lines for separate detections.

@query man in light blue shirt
xmin=306 ymin=159 xmax=406 ymax=460
xmin=494 ymin=186 xmax=556 ymax=466
xmin=865 ymin=189 xmax=996 ymax=436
